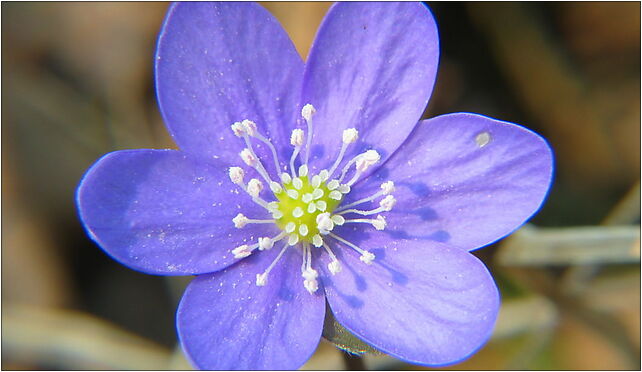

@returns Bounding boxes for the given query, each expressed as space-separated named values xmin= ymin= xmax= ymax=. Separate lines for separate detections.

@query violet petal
xmin=346 ymin=113 xmax=553 ymax=251
xmin=156 ymin=2 xmax=302 ymax=173
xmin=301 ymin=2 xmax=439 ymax=176
xmin=76 ymin=149 xmax=277 ymax=275
xmin=320 ymin=240 xmax=499 ymax=366
xmin=177 ymin=248 xmax=325 ymax=370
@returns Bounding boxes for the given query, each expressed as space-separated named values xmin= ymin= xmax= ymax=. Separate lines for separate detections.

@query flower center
xmin=226 ymin=104 xmax=396 ymax=294
xmin=272 ymin=173 xmax=341 ymax=242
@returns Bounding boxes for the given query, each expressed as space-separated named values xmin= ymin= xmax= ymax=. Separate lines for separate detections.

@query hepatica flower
xmin=77 ymin=2 xmax=553 ymax=370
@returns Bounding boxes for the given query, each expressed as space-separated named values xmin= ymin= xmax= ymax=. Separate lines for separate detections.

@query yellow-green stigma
xmin=272 ymin=172 xmax=343 ymax=243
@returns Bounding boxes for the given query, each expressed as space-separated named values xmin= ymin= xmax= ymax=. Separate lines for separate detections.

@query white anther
xmin=232 ymin=244 xmax=252 ymax=259
xmin=337 ymin=184 xmax=351 ymax=194
xmin=342 ymin=128 xmax=359 ymax=144
xmin=311 ymin=175 xmax=322 ymax=188
xmin=316 ymin=213 xmax=334 ymax=234
xmin=231 ymin=121 xmax=245 ymax=137
xmin=381 ymin=181 xmax=395 ymax=195
xmin=258 ymin=237 xmax=274 ymax=251
xmin=355 ymin=150 xmax=380 ymax=172
xmin=312 ymin=234 xmax=323 ymax=247
xmin=304 ymin=278 xmax=319 ymax=294
xmin=360 ymin=251 xmax=375 ymax=264
xmin=307 ymin=202 xmax=317 ymax=213
xmin=327 ymin=180 xmax=339 ymax=190
xmin=301 ymin=104 xmax=316 ymax=122
xmin=292 ymin=177 xmax=303 ymax=190
xmin=285 ymin=222 xmax=296 ymax=233
xmin=228 ymin=167 xmax=245 ymax=185
xmin=331 ymin=215 xmax=345 ymax=226
xmin=286 ymin=189 xmax=299 ymax=200
xmin=312 ymin=188 xmax=324 ymax=199
xmin=290 ymin=129 xmax=305 ymax=147
xmin=298 ymin=165 xmax=309 ymax=177
xmin=316 ymin=200 xmax=327 ymax=212
xmin=319 ymin=170 xmax=329 ymax=181
xmin=329 ymin=190 xmax=342 ymax=200
xmin=372 ymin=215 xmax=387 ymax=230
xmin=240 ymin=148 xmax=257 ymax=167
xmin=299 ymin=224 xmax=309 ymax=236
xmin=232 ymin=213 xmax=249 ymax=228
xmin=268 ymin=202 xmax=279 ymax=211
xmin=288 ymin=234 xmax=300 ymax=246
xmin=302 ymin=193 xmax=313 ymax=203
xmin=293 ymin=207 xmax=304 ymax=218
xmin=328 ymin=260 xmax=342 ymax=275
xmin=380 ymin=195 xmax=397 ymax=211
xmin=247 ymin=178 xmax=263 ymax=197
xmin=270 ymin=181 xmax=283 ymax=194
xmin=281 ymin=173 xmax=292 ymax=184
xmin=240 ymin=119 xmax=257 ymax=136
xmin=271 ymin=210 xmax=284 ymax=219
xmin=302 ymin=267 xmax=318 ymax=281
xmin=256 ymin=273 xmax=268 ymax=286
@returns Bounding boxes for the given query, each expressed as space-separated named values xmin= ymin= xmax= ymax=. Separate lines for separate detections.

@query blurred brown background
xmin=2 ymin=2 xmax=640 ymax=370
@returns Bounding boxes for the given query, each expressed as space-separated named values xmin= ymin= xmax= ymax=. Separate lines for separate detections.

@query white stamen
xmin=256 ymin=242 xmax=290 ymax=287
xmin=381 ymin=181 xmax=395 ymax=195
xmin=232 ymin=244 xmax=253 ymax=259
xmin=285 ymin=222 xmax=296 ymax=233
xmin=311 ymin=175 xmax=322 ymax=188
xmin=322 ymin=242 xmax=342 ymax=275
xmin=256 ymin=273 xmax=268 ymax=286
xmin=240 ymin=119 xmax=257 ymax=137
xmin=232 ymin=213 xmax=249 ymax=228
xmin=293 ymin=207 xmax=304 ymax=218
xmin=299 ymin=224 xmax=309 ymax=236
xmin=292 ymin=177 xmax=303 ymax=190
xmin=271 ymin=210 xmax=284 ymax=219
xmin=228 ymin=167 xmax=245 ymax=185
xmin=307 ymin=202 xmax=317 ymax=213
xmin=316 ymin=212 xmax=334 ymax=234
xmin=331 ymin=214 xmax=345 ymax=225
xmin=342 ymin=128 xmax=359 ymax=144
xmin=289 ymin=129 xmax=304 ymax=177
xmin=328 ymin=260 xmax=342 ymax=275
xmin=328 ymin=232 xmax=375 ymax=265
xmin=281 ymin=172 xmax=292 ymax=184
xmin=345 ymin=215 xmax=387 ymax=230
xmin=380 ymin=194 xmax=397 ymax=211
xmin=288 ymin=234 xmax=300 ymax=246
xmin=318 ymin=170 xmax=329 ymax=182
xmin=231 ymin=121 xmax=245 ymax=137
xmin=337 ymin=184 xmax=351 ymax=194
xmin=312 ymin=188 xmax=324 ymax=200
xmin=298 ymin=164 xmax=309 ymax=177
xmin=286 ymin=189 xmax=299 ymax=200
xmin=240 ymin=148 xmax=257 ymax=167
xmin=316 ymin=200 xmax=327 ymax=212
xmin=347 ymin=150 xmax=381 ymax=187
xmin=233 ymin=213 xmax=275 ymax=227
xmin=301 ymin=243 xmax=319 ymax=294
xmin=247 ymin=178 xmax=263 ymax=197
xmin=329 ymin=190 xmax=342 ymax=200
xmin=270 ymin=181 xmax=283 ymax=194
xmin=291 ymin=128 xmax=304 ymax=147
xmin=312 ymin=234 xmax=323 ymax=247
xmin=301 ymin=104 xmax=316 ymax=165
xmin=327 ymin=180 xmax=339 ymax=190
xmin=328 ymin=128 xmax=359 ymax=177
xmin=258 ymin=237 xmax=274 ymax=251
xmin=302 ymin=193 xmax=313 ymax=203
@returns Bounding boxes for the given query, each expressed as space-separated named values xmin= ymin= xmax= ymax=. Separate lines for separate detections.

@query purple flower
xmin=76 ymin=2 xmax=553 ymax=370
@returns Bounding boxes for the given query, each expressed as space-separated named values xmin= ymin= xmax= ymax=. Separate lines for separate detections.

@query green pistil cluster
xmin=273 ymin=176 xmax=341 ymax=242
